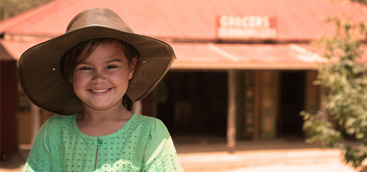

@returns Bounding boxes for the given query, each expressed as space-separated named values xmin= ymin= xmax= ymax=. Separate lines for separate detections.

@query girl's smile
xmin=90 ymin=88 xmax=111 ymax=93
xmin=72 ymin=43 xmax=135 ymax=111
xmin=89 ymin=88 xmax=112 ymax=94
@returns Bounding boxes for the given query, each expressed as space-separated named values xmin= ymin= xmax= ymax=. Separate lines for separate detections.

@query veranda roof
xmin=1 ymin=0 xmax=366 ymax=68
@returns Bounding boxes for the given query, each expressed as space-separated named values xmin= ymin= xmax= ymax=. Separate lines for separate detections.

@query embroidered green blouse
xmin=23 ymin=114 xmax=183 ymax=172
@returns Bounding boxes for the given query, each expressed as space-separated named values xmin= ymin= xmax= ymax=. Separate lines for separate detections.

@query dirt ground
xmin=176 ymin=139 xmax=357 ymax=172
xmin=0 ymin=139 xmax=359 ymax=172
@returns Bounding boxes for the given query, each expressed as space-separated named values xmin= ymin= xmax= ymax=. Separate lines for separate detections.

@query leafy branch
xmin=301 ymin=16 xmax=367 ymax=169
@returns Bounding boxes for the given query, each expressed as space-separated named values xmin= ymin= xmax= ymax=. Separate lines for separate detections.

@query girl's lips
xmin=89 ymin=88 xmax=112 ymax=94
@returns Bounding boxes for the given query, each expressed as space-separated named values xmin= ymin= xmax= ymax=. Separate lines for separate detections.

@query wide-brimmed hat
xmin=18 ymin=8 xmax=176 ymax=115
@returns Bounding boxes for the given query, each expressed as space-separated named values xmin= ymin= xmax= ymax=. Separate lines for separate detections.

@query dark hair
xmin=60 ymin=38 xmax=140 ymax=111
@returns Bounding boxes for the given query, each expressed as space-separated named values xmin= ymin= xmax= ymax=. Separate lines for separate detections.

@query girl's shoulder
xmin=41 ymin=114 xmax=75 ymax=129
xmin=131 ymin=114 xmax=169 ymax=135
xmin=132 ymin=114 xmax=164 ymax=126
xmin=46 ymin=114 xmax=74 ymax=123
xmin=33 ymin=115 xmax=75 ymax=144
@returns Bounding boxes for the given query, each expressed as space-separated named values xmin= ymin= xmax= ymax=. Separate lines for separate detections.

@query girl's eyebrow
xmin=78 ymin=58 xmax=122 ymax=65
xmin=106 ymin=59 xmax=122 ymax=63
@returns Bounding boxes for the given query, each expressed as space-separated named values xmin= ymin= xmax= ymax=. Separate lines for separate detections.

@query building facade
xmin=0 ymin=0 xmax=366 ymax=155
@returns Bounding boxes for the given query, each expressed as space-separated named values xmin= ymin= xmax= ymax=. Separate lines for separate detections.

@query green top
xmin=23 ymin=114 xmax=183 ymax=172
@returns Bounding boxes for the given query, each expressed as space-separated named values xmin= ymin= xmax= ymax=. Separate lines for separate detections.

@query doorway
xmin=278 ymin=71 xmax=306 ymax=138
xmin=155 ymin=71 xmax=228 ymax=138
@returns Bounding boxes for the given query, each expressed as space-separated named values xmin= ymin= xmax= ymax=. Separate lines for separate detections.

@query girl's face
xmin=72 ymin=43 xmax=136 ymax=111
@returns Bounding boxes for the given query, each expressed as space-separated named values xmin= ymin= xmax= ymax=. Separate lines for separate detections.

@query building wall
xmin=237 ymin=70 xmax=317 ymax=140
xmin=16 ymin=109 xmax=52 ymax=145
xmin=151 ymin=70 xmax=319 ymax=141
xmin=1 ymin=60 xmax=18 ymax=157
xmin=13 ymin=69 xmax=321 ymax=146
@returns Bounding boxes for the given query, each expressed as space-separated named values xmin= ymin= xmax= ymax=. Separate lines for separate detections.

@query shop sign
xmin=217 ymin=15 xmax=277 ymax=40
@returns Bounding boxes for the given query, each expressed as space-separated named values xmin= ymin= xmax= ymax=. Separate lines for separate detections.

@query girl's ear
xmin=69 ymin=76 xmax=73 ymax=84
xmin=128 ymin=58 xmax=137 ymax=80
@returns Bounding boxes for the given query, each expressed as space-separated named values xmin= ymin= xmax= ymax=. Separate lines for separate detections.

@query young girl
xmin=19 ymin=8 xmax=183 ymax=172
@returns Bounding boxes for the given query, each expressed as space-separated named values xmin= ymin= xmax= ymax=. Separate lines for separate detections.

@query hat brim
xmin=18 ymin=26 xmax=175 ymax=115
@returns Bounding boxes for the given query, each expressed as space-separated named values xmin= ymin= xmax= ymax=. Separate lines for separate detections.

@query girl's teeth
xmin=92 ymin=89 xmax=108 ymax=93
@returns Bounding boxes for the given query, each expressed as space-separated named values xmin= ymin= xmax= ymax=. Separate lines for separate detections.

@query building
xmin=0 ymin=0 xmax=366 ymax=156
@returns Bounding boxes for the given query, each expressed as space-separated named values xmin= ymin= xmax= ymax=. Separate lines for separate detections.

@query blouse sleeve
xmin=23 ymin=117 xmax=55 ymax=172
xmin=142 ymin=119 xmax=184 ymax=172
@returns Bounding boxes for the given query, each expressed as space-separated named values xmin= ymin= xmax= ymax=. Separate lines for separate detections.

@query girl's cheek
xmin=72 ymin=72 xmax=88 ymax=84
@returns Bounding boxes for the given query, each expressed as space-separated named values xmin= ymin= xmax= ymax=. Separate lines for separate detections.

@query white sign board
xmin=217 ymin=15 xmax=277 ymax=40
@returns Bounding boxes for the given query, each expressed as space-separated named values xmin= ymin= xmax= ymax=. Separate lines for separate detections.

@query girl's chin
xmin=82 ymin=101 xmax=124 ymax=111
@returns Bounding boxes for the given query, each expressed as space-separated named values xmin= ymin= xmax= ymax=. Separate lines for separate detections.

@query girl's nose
xmin=92 ymin=69 xmax=106 ymax=82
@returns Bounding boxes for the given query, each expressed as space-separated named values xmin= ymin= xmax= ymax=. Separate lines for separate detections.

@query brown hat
xmin=18 ymin=8 xmax=175 ymax=115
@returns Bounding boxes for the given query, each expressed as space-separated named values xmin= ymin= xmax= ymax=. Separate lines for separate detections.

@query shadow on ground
xmin=174 ymin=135 xmax=319 ymax=154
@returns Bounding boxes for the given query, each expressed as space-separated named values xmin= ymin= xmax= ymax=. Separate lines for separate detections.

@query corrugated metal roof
xmin=3 ymin=40 xmax=367 ymax=69
xmin=1 ymin=40 xmax=330 ymax=69
xmin=1 ymin=0 xmax=366 ymax=41
xmin=0 ymin=42 xmax=16 ymax=61
xmin=0 ymin=40 xmax=37 ymax=60
xmin=1 ymin=0 xmax=366 ymax=68
xmin=170 ymin=43 xmax=327 ymax=70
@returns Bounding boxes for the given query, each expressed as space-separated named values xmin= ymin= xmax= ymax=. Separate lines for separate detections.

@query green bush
xmin=301 ymin=17 xmax=367 ymax=169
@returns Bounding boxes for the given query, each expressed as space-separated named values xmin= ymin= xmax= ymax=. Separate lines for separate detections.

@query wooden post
xmin=227 ymin=70 xmax=236 ymax=153
xmin=253 ymin=71 xmax=260 ymax=140
xmin=30 ymin=103 xmax=41 ymax=144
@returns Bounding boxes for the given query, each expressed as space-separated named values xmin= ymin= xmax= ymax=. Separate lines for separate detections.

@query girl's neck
xmin=77 ymin=103 xmax=132 ymax=122
xmin=75 ymin=103 xmax=133 ymax=137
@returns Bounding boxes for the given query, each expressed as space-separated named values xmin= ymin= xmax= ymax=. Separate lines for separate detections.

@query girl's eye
xmin=79 ymin=66 xmax=92 ymax=70
xmin=107 ymin=65 xmax=118 ymax=69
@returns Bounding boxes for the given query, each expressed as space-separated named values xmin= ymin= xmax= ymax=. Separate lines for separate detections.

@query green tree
xmin=352 ymin=0 xmax=367 ymax=5
xmin=301 ymin=16 xmax=367 ymax=170
xmin=0 ymin=0 xmax=52 ymax=21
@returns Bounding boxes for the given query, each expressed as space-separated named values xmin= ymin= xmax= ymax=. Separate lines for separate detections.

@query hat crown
xmin=66 ymin=8 xmax=133 ymax=34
